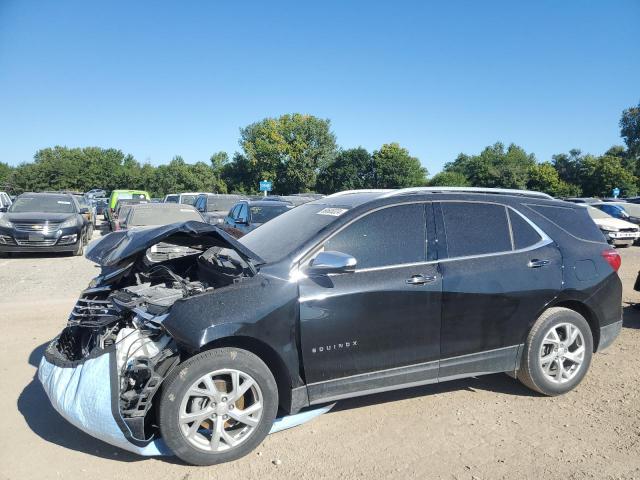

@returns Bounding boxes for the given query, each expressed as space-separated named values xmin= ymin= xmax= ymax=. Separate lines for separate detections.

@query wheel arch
xmin=200 ymin=335 xmax=302 ymax=414
xmin=545 ymin=300 xmax=600 ymax=351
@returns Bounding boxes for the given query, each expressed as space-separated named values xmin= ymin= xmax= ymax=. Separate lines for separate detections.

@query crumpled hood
xmin=593 ymin=217 xmax=639 ymax=230
xmin=86 ymin=221 xmax=264 ymax=267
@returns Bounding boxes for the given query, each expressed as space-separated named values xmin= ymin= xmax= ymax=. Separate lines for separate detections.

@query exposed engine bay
xmin=48 ymin=239 xmax=254 ymax=441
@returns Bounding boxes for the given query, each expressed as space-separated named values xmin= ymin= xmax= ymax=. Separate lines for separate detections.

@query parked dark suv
xmin=39 ymin=188 xmax=622 ymax=465
xmin=0 ymin=192 xmax=91 ymax=256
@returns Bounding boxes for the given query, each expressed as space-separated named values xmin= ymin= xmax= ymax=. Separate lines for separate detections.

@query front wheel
xmin=72 ymin=236 xmax=84 ymax=256
xmin=159 ymin=348 xmax=278 ymax=466
xmin=517 ymin=307 xmax=593 ymax=396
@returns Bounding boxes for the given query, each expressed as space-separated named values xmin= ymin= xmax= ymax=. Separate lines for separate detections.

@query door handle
xmin=528 ymin=259 xmax=550 ymax=268
xmin=406 ymin=274 xmax=437 ymax=285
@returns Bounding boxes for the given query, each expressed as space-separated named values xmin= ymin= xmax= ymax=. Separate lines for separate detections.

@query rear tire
xmin=159 ymin=348 xmax=278 ymax=466
xmin=517 ymin=307 xmax=593 ymax=395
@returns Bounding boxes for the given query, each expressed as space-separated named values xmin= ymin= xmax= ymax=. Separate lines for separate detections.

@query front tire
xmin=518 ymin=307 xmax=593 ymax=395
xmin=72 ymin=236 xmax=84 ymax=256
xmin=159 ymin=348 xmax=278 ymax=466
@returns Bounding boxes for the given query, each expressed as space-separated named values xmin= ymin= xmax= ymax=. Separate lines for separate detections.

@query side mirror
xmin=80 ymin=207 xmax=89 ymax=214
xmin=0 ymin=206 xmax=7 ymax=213
xmin=304 ymin=251 xmax=357 ymax=276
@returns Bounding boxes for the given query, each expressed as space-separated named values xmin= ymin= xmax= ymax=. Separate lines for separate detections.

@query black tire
xmin=159 ymin=348 xmax=278 ymax=466
xmin=517 ymin=307 xmax=593 ymax=396
xmin=72 ymin=236 xmax=84 ymax=256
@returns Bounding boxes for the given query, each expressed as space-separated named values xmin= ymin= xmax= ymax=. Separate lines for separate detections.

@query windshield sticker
xmin=317 ymin=207 xmax=348 ymax=217
xmin=180 ymin=209 xmax=192 ymax=212
xmin=57 ymin=201 xmax=71 ymax=204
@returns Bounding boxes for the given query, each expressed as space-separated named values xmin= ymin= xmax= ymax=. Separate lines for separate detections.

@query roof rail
xmin=381 ymin=186 xmax=553 ymax=200
xmin=325 ymin=189 xmax=393 ymax=198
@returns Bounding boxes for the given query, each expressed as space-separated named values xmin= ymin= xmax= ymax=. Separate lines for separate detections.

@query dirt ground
xmin=1 ymin=223 xmax=640 ymax=480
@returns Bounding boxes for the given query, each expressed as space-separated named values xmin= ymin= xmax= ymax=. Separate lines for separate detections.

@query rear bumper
xmin=597 ymin=319 xmax=622 ymax=352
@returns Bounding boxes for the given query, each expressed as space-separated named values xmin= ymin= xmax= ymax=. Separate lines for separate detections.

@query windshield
xmin=240 ymin=203 xmax=347 ymax=262
xmin=128 ymin=207 xmax=203 ymax=226
xmin=9 ymin=196 xmax=76 ymax=214
xmin=250 ymin=205 xmax=292 ymax=224
xmin=180 ymin=195 xmax=198 ymax=205
xmin=207 ymin=197 xmax=241 ymax=212
xmin=586 ymin=206 xmax=614 ymax=220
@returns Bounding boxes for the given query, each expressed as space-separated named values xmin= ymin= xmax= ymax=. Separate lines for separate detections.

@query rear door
xmin=298 ymin=202 xmax=442 ymax=403
xmin=435 ymin=201 xmax=562 ymax=379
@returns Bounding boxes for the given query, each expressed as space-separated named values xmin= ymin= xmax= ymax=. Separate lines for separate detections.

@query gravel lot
xmin=1 ymin=224 xmax=640 ymax=479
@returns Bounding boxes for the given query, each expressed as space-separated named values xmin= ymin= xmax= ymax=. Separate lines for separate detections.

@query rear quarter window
xmin=508 ymin=209 xmax=542 ymax=249
xmin=526 ymin=204 xmax=605 ymax=242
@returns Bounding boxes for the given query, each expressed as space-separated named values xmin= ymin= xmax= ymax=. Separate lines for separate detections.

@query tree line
xmin=1 ymin=104 xmax=639 ymax=198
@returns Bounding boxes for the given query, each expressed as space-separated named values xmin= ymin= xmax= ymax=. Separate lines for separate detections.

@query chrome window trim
xmin=292 ymin=200 xmax=553 ymax=276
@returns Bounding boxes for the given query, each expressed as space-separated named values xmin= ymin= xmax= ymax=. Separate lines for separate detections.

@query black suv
xmin=224 ymin=198 xmax=293 ymax=235
xmin=39 ymin=188 xmax=622 ymax=465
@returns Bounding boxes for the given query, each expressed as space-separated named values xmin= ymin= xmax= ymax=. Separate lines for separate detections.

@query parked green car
xmin=105 ymin=190 xmax=150 ymax=225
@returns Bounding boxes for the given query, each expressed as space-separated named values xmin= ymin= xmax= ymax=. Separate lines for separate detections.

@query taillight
xmin=601 ymin=249 xmax=621 ymax=272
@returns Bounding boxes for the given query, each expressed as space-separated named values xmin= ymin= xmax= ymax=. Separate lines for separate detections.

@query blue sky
xmin=0 ymin=0 xmax=638 ymax=175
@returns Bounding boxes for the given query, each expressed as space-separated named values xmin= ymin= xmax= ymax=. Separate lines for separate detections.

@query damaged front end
xmin=38 ymin=221 xmax=262 ymax=455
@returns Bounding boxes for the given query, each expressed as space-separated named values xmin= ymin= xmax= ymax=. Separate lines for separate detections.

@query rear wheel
xmin=159 ymin=348 xmax=278 ymax=466
xmin=518 ymin=307 xmax=593 ymax=395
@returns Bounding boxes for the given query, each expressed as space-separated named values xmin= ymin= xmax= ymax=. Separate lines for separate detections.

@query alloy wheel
xmin=538 ymin=322 xmax=585 ymax=384
xmin=178 ymin=368 xmax=264 ymax=453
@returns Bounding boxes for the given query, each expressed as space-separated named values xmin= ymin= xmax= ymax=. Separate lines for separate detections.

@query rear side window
xmin=323 ymin=203 xmax=426 ymax=269
xmin=440 ymin=202 xmax=512 ymax=257
xmin=509 ymin=210 xmax=542 ymax=249
xmin=527 ymin=204 xmax=605 ymax=242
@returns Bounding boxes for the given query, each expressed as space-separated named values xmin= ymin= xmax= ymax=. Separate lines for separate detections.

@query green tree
xmin=209 ymin=152 xmax=229 ymax=193
xmin=620 ymin=101 xmax=640 ymax=160
xmin=579 ymin=154 xmax=638 ymax=197
xmin=220 ymin=153 xmax=253 ymax=193
xmin=551 ymin=149 xmax=585 ymax=186
xmin=0 ymin=162 xmax=12 ymax=187
xmin=238 ymin=113 xmax=338 ymax=194
xmin=371 ymin=143 xmax=427 ymax=188
xmin=428 ymin=171 xmax=470 ymax=187
xmin=444 ymin=142 xmax=536 ymax=189
xmin=526 ymin=162 xmax=580 ymax=197
xmin=316 ymin=147 xmax=373 ymax=194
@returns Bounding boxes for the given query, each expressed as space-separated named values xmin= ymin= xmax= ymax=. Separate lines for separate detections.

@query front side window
xmin=440 ymin=202 xmax=512 ymax=257
xmin=322 ymin=203 xmax=427 ymax=270
xmin=229 ymin=204 xmax=241 ymax=220
xmin=238 ymin=204 xmax=249 ymax=222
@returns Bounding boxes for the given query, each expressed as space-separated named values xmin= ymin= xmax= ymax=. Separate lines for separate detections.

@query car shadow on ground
xmin=19 ymin=342 xmax=182 ymax=464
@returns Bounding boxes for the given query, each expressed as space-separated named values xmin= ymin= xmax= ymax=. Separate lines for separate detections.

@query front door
xmin=298 ymin=202 xmax=442 ymax=404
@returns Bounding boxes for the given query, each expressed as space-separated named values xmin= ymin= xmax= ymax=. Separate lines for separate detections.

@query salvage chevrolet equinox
xmin=39 ymin=187 xmax=623 ymax=465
